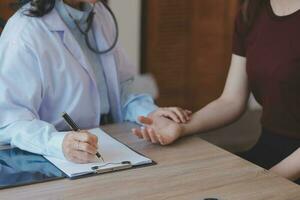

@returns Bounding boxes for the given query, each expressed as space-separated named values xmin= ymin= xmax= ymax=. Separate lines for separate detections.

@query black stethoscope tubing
xmin=68 ymin=0 xmax=119 ymax=54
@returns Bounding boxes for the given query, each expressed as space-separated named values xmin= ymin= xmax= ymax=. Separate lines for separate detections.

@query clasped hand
xmin=132 ymin=107 xmax=192 ymax=145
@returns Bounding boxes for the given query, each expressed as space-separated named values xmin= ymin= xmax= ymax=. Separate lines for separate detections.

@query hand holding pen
xmin=61 ymin=112 xmax=104 ymax=164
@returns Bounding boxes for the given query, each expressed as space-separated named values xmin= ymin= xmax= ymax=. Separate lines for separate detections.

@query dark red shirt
xmin=233 ymin=0 xmax=300 ymax=139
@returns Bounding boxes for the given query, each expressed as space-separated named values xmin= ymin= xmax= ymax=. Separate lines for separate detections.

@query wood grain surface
xmin=0 ymin=123 xmax=299 ymax=200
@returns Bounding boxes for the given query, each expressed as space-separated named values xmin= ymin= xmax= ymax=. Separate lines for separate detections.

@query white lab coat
xmin=0 ymin=3 xmax=156 ymax=158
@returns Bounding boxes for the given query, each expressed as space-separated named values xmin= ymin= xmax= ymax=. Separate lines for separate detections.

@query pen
xmin=62 ymin=112 xmax=104 ymax=162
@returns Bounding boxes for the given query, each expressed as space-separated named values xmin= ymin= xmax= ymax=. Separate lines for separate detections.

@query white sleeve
xmin=115 ymin=44 xmax=158 ymax=122
xmin=0 ymin=40 xmax=66 ymax=159
xmin=121 ymin=78 xmax=158 ymax=123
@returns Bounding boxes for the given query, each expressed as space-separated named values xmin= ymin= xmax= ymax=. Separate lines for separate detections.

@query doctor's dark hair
xmin=241 ymin=0 xmax=264 ymax=33
xmin=23 ymin=0 xmax=55 ymax=17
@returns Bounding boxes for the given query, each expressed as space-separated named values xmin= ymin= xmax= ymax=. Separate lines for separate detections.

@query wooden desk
xmin=1 ymin=123 xmax=299 ymax=200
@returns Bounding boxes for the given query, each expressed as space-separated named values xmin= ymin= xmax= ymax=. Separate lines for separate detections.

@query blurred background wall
xmin=109 ymin=0 xmax=141 ymax=74
xmin=141 ymin=0 xmax=239 ymax=111
xmin=110 ymin=0 xmax=241 ymax=110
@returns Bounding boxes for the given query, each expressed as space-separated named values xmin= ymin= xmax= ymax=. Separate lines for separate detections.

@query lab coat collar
xmin=42 ymin=6 xmax=70 ymax=33
xmin=42 ymin=8 xmax=98 ymax=88
xmin=55 ymin=0 xmax=92 ymax=30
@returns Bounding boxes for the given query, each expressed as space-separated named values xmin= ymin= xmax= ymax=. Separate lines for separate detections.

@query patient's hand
xmin=132 ymin=116 xmax=183 ymax=145
xmin=62 ymin=131 xmax=99 ymax=163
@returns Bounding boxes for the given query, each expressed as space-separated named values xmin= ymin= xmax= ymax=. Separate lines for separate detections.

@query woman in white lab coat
xmin=0 ymin=0 xmax=191 ymax=163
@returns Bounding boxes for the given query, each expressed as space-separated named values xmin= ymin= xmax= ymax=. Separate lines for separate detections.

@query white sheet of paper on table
xmin=44 ymin=128 xmax=152 ymax=178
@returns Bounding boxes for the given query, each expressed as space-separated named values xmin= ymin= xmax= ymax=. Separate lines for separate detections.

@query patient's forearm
xmin=181 ymin=97 xmax=246 ymax=137
xmin=270 ymin=148 xmax=300 ymax=181
xmin=179 ymin=54 xmax=248 ymax=138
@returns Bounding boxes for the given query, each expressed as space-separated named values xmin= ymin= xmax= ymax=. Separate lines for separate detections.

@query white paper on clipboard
xmin=44 ymin=128 xmax=153 ymax=178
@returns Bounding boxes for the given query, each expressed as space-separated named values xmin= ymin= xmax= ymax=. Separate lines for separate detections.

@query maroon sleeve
xmin=232 ymin=10 xmax=247 ymax=57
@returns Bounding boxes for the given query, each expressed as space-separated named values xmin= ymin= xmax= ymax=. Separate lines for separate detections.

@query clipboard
xmin=44 ymin=128 xmax=156 ymax=179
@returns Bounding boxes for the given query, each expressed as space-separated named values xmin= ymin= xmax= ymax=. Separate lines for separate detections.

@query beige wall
xmin=109 ymin=0 xmax=141 ymax=74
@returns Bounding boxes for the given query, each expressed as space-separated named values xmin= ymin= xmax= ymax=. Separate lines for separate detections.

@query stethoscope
xmin=64 ymin=0 xmax=119 ymax=54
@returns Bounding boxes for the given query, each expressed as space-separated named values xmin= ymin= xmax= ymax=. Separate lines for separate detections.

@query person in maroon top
xmin=131 ymin=0 xmax=300 ymax=183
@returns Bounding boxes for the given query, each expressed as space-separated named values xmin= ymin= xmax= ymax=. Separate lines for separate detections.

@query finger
xmin=71 ymin=140 xmax=80 ymax=150
xmin=132 ymin=128 xmax=143 ymax=139
xmin=141 ymin=127 xmax=150 ymax=141
xmin=72 ymin=150 xmax=96 ymax=164
xmin=156 ymin=134 xmax=166 ymax=145
xmin=147 ymin=128 xmax=159 ymax=144
xmin=179 ymin=108 xmax=191 ymax=121
xmin=184 ymin=110 xmax=192 ymax=120
xmin=77 ymin=142 xmax=98 ymax=155
xmin=169 ymin=107 xmax=187 ymax=123
xmin=68 ymin=150 xmax=90 ymax=164
xmin=81 ymin=131 xmax=99 ymax=146
xmin=185 ymin=109 xmax=193 ymax=115
xmin=138 ymin=116 xmax=153 ymax=125
xmin=177 ymin=109 xmax=192 ymax=121
xmin=69 ymin=154 xmax=86 ymax=164
xmin=182 ymin=110 xmax=191 ymax=121
xmin=162 ymin=110 xmax=180 ymax=123
xmin=73 ymin=132 xmax=98 ymax=148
